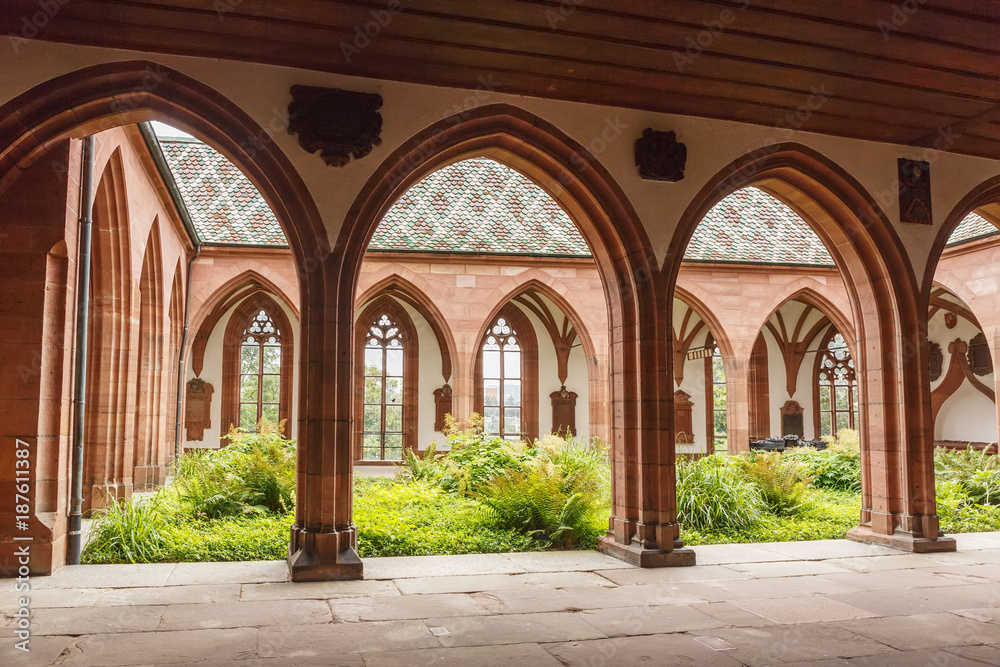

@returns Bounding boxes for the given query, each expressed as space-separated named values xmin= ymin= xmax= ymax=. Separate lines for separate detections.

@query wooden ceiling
xmin=6 ymin=0 xmax=1000 ymax=159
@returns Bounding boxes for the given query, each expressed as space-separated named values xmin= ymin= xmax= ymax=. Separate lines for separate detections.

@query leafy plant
xmin=786 ymin=430 xmax=861 ymax=493
xmin=738 ymin=451 xmax=813 ymax=515
xmin=83 ymin=495 xmax=170 ymax=564
xmin=935 ymin=447 xmax=1000 ymax=506
xmin=675 ymin=454 xmax=766 ymax=532
xmin=477 ymin=435 xmax=610 ymax=548
xmin=430 ymin=413 xmax=534 ymax=496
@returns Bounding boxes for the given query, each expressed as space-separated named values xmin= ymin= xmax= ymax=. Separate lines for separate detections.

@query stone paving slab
xmin=1 ymin=635 xmax=74 ymax=665
xmin=727 ymin=559 xmax=854 ymax=579
xmin=690 ymin=543 xmax=797 ymax=565
xmin=471 ymin=582 xmax=707 ymax=615
xmin=42 ymin=628 xmax=260 ymax=666
xmin=158 ymin=599 xmax=332 ymax=631
xmin=165 ymin=561 xmax=288 ymax=586
xmin=697 ymin=574 xmax=864 ymax=601
xmin=29 ymin=604 xmax=166 ymax=636
xmin=540 ymin=634 xmax=746 ymax=667
xmin=777 ymin=649 xmax=988 ymax=667
xmin=935 ymin=582 xmax=1000 ymax=606
xmin=819 ymin=568 xmax=973 ymax=592
xmin=501 ymin=550 xmax=632 ymax=572
xmin=751 ymin=539 xmax=901 ymax=561
xmin=696 ymin=601 xmax=777 ymax=627
xmin=362 ymin=642 xmax=563 ymax=666
xmin=99 ymin=583 xmax=243 ymax=606
xmin=728 ymin=596 xmax=876 ymax=624
xmin=822 ymin=553 xmax=941 ymax=573
xmin=240 ymin=579 xmax=399 ymax=601
xmin=362 ymin=553 xmax=528 ymax=580
xmin=825 ymin=587 xmax=990 ymax=617
xmin=428 ymin=611 xmax=608 ymax=647
xmin=331 ymin=592 xmax=490 ymax=622
xmin=593 ymin=564 xmax=748 ymax=586
xmin=832 ymin=611 xmax=1000 ymax=651
xmin=708 ymin=623 xmax=896 ymax=664
xmin=393 ymin=570 xmax=613 ymax=595
xmin=577 ymin=603 xmax=726 ymax=637
xmin=0 ymin=586 xmax=104 ymax=612
xmin=29 ymin=563 xmax=177 ymax=590
xmin=257 ymin=620 xmax=439 ymax=657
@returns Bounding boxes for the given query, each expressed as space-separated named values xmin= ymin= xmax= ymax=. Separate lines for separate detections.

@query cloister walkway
xmin=6 ymin=534 xmax=1000 ymax=665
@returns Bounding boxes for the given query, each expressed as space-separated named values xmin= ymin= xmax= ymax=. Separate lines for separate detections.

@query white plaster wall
xmin=185 ymin=296 xmax=299 ymax=449
xmin=565 ymin=345 xmax=590 ymax=443
xmin=672 ymin=299 xmax=709 ymax=454
xmin=937 ymin=383 xmax=998 ymax=444
xmin=928 ymin=301 xmax=997 ymax=443
xmin=763 ymin=328 xmax=789 ymax=438
xmin=401 ymin=301 xmax=447 ymax=453
xmin=4 ymin=41 xmax=999 ymax=295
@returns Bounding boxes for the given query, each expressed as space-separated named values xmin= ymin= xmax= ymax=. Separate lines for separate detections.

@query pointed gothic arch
xmin=666 ymin=142 xmax=951 ymax=553
xmin=341 ymin=103 xmax=684 ymax=569
xmin=133 ymin=219 xmax=165 ymax=489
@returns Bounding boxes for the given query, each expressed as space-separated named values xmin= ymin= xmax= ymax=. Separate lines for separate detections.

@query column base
xmin=133 ymin=465 xmax=168 ymax=490
xmin=288 ymin=524 xmax=364 ymax=581
xmin=84 ymin=481 xmax=133 ymax=513
xmin=846 ymin=525 xmax=957 ymax=553
xmin=597 ymin=535 xmax=697 ymax=567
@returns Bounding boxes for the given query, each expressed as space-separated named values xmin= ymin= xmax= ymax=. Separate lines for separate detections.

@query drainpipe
xmin=174 ymin=243 xmax=201 ymax=463
xmin=68 ymin=135 xmax=96 ymax=566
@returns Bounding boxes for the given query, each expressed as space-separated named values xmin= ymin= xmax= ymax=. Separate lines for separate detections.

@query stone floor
xmin=6 ymin=534 xmax=1000 ymax=666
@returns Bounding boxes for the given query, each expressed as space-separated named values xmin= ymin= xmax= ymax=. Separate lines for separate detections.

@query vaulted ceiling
xmin=7 ymin=0 xmax=1000 ymax=158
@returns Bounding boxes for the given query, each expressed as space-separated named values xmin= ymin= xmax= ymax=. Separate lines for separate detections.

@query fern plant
xmin=738 ymin=452 xmax=813 ymax=515
xmin=478 ymin=435 xmax=609 ymax=548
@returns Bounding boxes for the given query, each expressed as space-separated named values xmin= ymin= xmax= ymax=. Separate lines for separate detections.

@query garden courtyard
xmin=10 ymin=533 xmax=1000 ymax=666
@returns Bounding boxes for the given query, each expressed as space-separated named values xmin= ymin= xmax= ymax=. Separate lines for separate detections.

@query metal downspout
xmin=68 ymin=135 xmax=96 ymax=566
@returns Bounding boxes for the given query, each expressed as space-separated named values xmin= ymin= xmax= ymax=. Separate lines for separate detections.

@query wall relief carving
xmin=634 ymin=128 xmax=686 ymax=182
xmin=288 ymin=85 xmax=383 ymax=167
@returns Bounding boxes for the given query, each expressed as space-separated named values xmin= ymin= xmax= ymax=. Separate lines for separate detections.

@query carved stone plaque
xmin=550 ymin=386 xmax=578 ymax=437
xmin=673 ymin=390 xmax=694 ymax=444
xmin=185 ymin=378 xmax=215 ymax=441
xmin=780 ymin=400 xmax=804 ymax=438
xmin=929 ymin=342 xmax=943 ymax=382
xmin=968 ymin=332 xmax=993 ymax=377
xmin=635 ymin=128 xmax=686 ymax=182
xmin=288 ymin=85 xmax=383 ymax=167
xmin=433 ymin=383 xmax=453 ymax=432
xmin=898 ymin=158 xmax=932 ymax=225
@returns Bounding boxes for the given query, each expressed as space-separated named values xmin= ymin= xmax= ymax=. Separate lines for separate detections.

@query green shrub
xmin=425 ymin=414 xmax=534 ymax=496
xmin=83 ymin=495 xmax=170 ymax=564
xmin=785 ymin=448 xmax=861 ymax=493
xmin=477 ymin=435 xmax=610 ymax=549
xmin=353 ymin=477 xmax=539 ymax=557
xmin=676 ymin=454 xmax=766 ymax=532
xmin=162 ymin=514 xmax=294 ymax=562
xmin=738 ymin=451 xmax=813 ymax=515
xmin=935 ymin=447 xmax=1000 ymax=506
xmin=170 ymin=420 xmax=296 ymax=518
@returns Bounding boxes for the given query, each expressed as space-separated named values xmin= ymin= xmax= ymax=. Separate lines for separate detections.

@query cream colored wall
xmin=185 ymin=296 xmax=300 ymax=449
xmin=4 ymin=40 xmax=998 ymax=294
xmin=928 ymin=305 xmax=997 ymax=444
xmin=671 ymin=299 xmax=711 ymax=454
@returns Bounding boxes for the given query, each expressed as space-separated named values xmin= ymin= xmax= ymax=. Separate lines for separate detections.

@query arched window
xmin=476 ymin=306 xmax=538 ymax=441
xmin=221 ymin=294 xmax=294 ymax=436
xmin=704 ymin=334 xmax=727 ymax=454
xmin=239 ymin=309 xmax=282 ymax=429
xmin=815 ymin=328 xmax=859 ymax=436
xmin=354 ymin=297 xmax=418 ymax=462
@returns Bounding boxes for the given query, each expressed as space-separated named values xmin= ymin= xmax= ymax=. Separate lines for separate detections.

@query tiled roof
xmin=369 ymin=158 xmax=591 ymax=256
xmin=947 ymin=211 xmax=999 ymax=246
xmin=158 ymin=137 xmax=287 ymax=246
xmin=684 ymin=187 xmax=834 ymax=266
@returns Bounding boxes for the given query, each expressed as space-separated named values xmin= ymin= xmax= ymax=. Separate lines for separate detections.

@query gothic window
xmin=353 ymin=297 xmax=418 ymax=462
xmin=221 ymin=295 xmax=294 ymax=439
xmin=238 ymin=309 xmax=282 ymax=429
xmin=482 ymin=316 xmax=523 ymax=440
xmin=815 ymin=329 xmax=859 ymax=437
xmin=361 ymin=313 xmax=406 ymax=461
xmin=708 ymin=340 xmax=728 ymax=453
